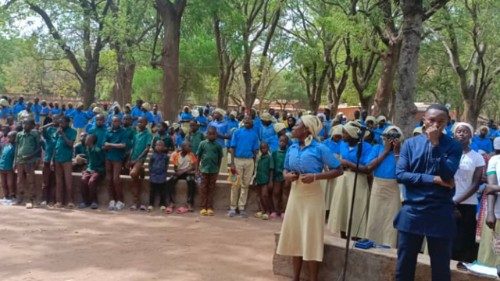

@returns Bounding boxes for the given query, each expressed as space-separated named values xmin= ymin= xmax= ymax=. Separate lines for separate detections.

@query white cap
xmin=494 ymin=137 xmax=500 ymax=150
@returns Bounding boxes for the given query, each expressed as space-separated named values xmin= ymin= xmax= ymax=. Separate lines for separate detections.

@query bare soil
xmin=0 ymin=206 xmax=287 ymax=281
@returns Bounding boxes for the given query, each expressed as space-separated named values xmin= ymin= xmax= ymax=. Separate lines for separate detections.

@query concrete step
xmin=17 ymin=170 xmax=262 ymax=211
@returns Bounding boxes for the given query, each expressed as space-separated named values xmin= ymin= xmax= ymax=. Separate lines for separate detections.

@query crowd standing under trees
xmin=0 ymin=95 xmax=499 ymax=272
xmin=0 ymin=0 xmax=498 ymax=135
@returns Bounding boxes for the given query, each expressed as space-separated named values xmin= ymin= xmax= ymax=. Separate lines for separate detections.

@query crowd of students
xmin=1 ymin=95 xmax=500 ymax=269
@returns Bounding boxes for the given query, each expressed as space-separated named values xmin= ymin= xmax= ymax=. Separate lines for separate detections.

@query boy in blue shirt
xmin=54 ymin=116 xmax=77 ymax=208
xmin=228 ymin=117 xmax=259 ymax=218
xmin=0 ymin=131 xmax=17 ymax=202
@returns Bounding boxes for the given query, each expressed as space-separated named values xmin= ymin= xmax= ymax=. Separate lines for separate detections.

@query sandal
xmin=165 ymin=206 xmax=174 ymax=214
xmin=176 ymin=206 xmax=189 ymax=214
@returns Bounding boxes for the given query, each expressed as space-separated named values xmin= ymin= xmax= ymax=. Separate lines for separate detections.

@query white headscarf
xmin=452 ymin=122 xmax=474 ymax=135
xmin=300 ymin=115 xmax=323 ymax=146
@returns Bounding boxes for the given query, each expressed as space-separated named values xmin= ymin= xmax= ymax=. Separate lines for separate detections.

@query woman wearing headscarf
xmin=260 ymin=112 xmax=279 ymax=152
xmin=364 ymin=125 xmax=404 ymax=248
xmin=327 ymin=121 xmax=373 ymax=239
xmin=451 ymin=122 xmax=485 ymax=262
xmin=276 ymin=115 xmax=343 ymax=281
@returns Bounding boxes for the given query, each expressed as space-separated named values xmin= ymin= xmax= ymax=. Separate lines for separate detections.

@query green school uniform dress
xmin=86 ymin=146 xmax=105 ymax=174
xmin=54 ymin=127 xmax=77 ymax=163
xmin=15 ymin=130 xmax=41 ymax=164
xmin=272 ymin=149 xmax=286 ymax=182
xmin=104 ymin=127 xmax=127 ymax=162
xmin=188 ymin=130 xmax=205 ymax=155
xmin=196 ymin=139 xmax=223 ymax=174
xmin=130 ymin=129 xmax=153 ymax=162
xmin=254 ymin=153 xmax=274 ymax=185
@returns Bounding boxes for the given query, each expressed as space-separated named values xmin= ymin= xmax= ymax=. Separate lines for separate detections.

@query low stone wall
xmin=273 ymin=233 xmax=494 ymax=281
xmin=1 ymin=171 xmax=261 ymax=211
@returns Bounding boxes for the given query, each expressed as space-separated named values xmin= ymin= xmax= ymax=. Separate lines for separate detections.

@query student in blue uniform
xmin=365 ymin=126 xmax=404 ymax=248
xmin=328 ymin=121 xmax=373 ymax=239
xmin=276 ymin=115 xmax=343 ymax=281
xmin=471 ymin=125 xmax=493 ymax=154
xmin=323 ymin=125 xmax=343 ymax=156
xmin=373 ymin=115 xmax=389 ymax=144
xmin=260 ymin=112 xmax=279 ymax=152
xmin=394 ymin=104 xmax=462 ymax=281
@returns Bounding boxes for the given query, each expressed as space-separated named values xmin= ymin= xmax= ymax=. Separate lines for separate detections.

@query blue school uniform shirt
xmin=13 ymin=102 xmax=25 ymax=116
xmin=323 ymin=139 xmax=342 ymax=155
xmin=260 ymin=124 xmax=279 ymax=152
xmin=40 ymin=106 xmax=50 ymax=117
xmin=180 ymin=112 xmax=193 ymax=122
xmin=339 ymin=141 xmax=373 ymax=165
xmin=65 ymin=108 xmax=75 ymax=118
xmin=72 ymin=109 xmax=88 ymax=129
xmin=131 ymin=106 xmax=142 ymax=125
xmin=230 ymin=127 xmax=259 ymax=159
xmin=373 ymin=124 xmax=388 ymax=144
xmin=487 ymin=128 xmax=498 ymax=139
xmin=208 ymin=120 xmax=228 ymax=147
xmin=285 ymin=139 xmax=341 ymax=174
xmin=175 ymin=132 xmax=184 ymax=149
xmin=196 ymin=115 xmax=208 ymax=133
xmin=394 ymin=134 xmax=462 ymax=238
xmin=0 ymin=143 xmax=15 ymax=171
xmin=471 ymin=136 xmax=493 ymax=154
xmin=226 ymin=118 xmax=239 ymax=148
xmin=51 ymin=107 xmax=62 ymax=115
xmin=0 ymin=107 xmax=12 ymax=119
xmin=368 ymin=144 xmax=397 ymax=179
xmin=252 ymin=117 xmax=262 ymax=138
xmin=32 ymin=103 xmax=42 ymax=124
xmin=153 ymin=112 xmax=163 ymax=125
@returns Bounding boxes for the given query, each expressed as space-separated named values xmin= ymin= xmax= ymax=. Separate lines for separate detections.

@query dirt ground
xmin=0 ymin=205 xmax=288 ymax=281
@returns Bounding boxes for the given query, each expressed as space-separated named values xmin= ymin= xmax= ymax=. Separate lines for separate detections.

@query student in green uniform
xmin=254 ymin=142 xmax=274 ymax=220
xmin=89 ymin=114 xmax=107 ymax=147
xmin=41 ymin=116 xmax=59 ymax=207
xmin=152 ymin=121 xmax=175 ymax=153
xmin=54 ymin=116 xmax=77 ymax=208
xmin=128 ymin=117 xmax=153 ymax=211
xmin=79 ymin=134 xmax=105 ymax=209
xmin=15 ymin=119 xmax=41 ymax=209
xmin=196 ymin=127 xmax=223 ymax=216
xmin=0 ymin=131 xmax=17 ymax=202
xmin=122 ymin=114 xmax=136 ymax=172
xmin=271 ymin=135 xmax=289 ymax=219
xmin=104 ymin=116 xmax=127 ymax=211
xmin=187 ymin=120 xmax=204 ymax=155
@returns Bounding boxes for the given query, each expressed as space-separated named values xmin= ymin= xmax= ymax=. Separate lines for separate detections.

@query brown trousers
xmin=106 ymin=160 xmax=123 ymax=202
xmin=55 ymin=161 xmax=73 ymax=205
xmin=42 ymin=161 xmax=55 ymax=203
xmin=17 ymin=163 xmax=36 ymax=201
xmin=200 ymin=173 xmax=218 ymax=209
xmin=129 ymin=161 xmax=145 ymax=205
xmin=0 ymin=170 xmax=14 ymax=198
xmin=81 ymin=171 xmax=102 ymax=204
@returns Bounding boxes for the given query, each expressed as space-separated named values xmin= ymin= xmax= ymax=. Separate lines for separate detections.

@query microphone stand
xmin=340 ymin=126 xmax=367 ymax=281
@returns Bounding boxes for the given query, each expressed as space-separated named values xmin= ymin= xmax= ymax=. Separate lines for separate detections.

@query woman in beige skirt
xmin=276 ymin=115 xmax=343 ymax=281
xmin=364 ymin=126 xmax=403 ymax=247
xmin=327 ymin=121 xmax=372 ymax=239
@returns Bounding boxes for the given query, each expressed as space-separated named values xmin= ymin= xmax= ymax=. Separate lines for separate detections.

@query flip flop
xmin=165 ymin=206 xmax=174 ymax=214
xmin=176 ymin=206 xmax=189 ymax=214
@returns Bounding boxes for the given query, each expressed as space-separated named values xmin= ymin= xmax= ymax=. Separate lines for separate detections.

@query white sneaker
xmin=39 ymin=201 xmax=47 ymax=208
xmin=26 ymin=202 xmax=33 ymax=209
xmin=108 ymin=200 xmax=116 ymax=211
xmin=115 ymin=201 xmax=125 ymax=211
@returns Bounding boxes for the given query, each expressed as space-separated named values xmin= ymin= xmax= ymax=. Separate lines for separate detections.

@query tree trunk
xmin=156 ymin=0 xmax=186 ymax=122
xmin=213 ymin=15 xmax=234 ymax=109
xmin=462 ymin=98 xmax=480 ymax=128
xmin=329 ymin=86 xmax=341 ymax=116
xmin=242 ymin=51 xmax=254 ymax=109
xmin=112 ymin=50 xmax=135 ymax=106
xmin=81 ymin=73 xmax=97 ymax=107
xmin=394 ymin=0 xmax=421 ymax=137
xmin=372 ymin=42 xmax=400 ymax=117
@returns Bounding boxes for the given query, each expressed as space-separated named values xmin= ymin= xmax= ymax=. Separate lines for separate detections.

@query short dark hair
xmin=426 ymin=104 xmax=449 ymax=115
